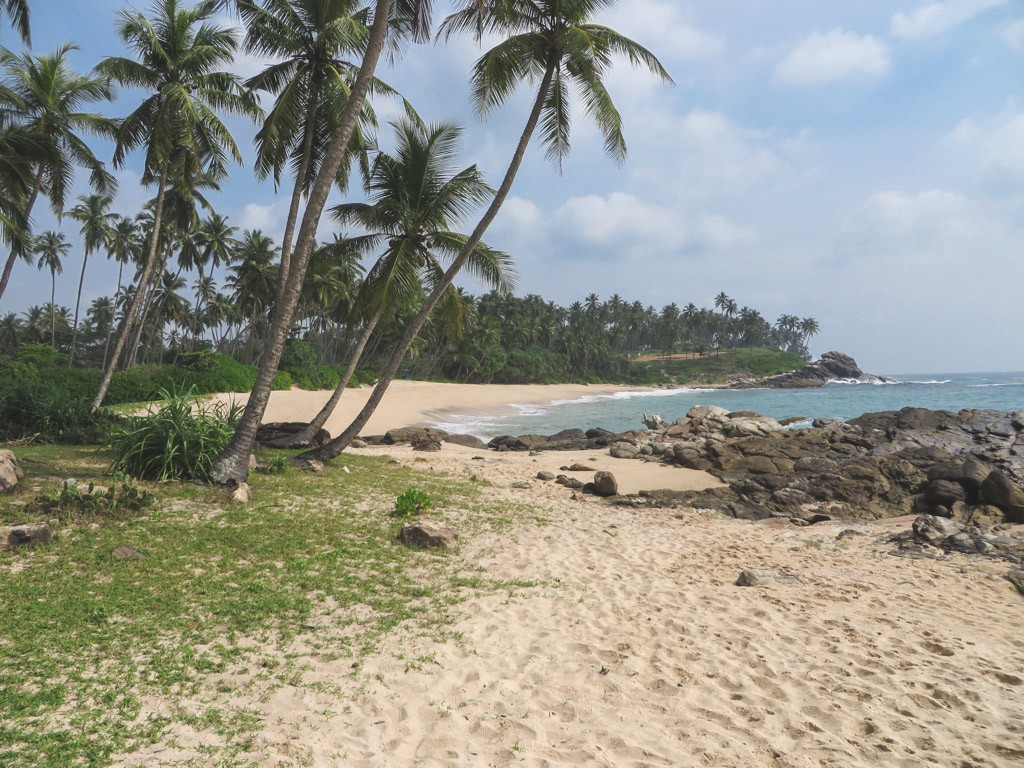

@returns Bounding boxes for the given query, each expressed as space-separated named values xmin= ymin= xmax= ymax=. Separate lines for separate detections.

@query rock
xmin=549 ymin=428 xmax=587 ymax=441
xmin=411 ymin=434 xmax=442 ymax=452
xmin=0 ymin=450 xmax=23 ymax=493
xmin=609 ymin=442 xmax=641 ymax=459
xmin=567 ymin=463 xmax=596 ymax=472
xmin=510 ymin=481 xmax=533 ymax=489
xmin=256 ymin=422 xmax=332 ymax=449
xmin=922 ymin=479 xmax=968 ymax=508
xmin=1 ymin=523 xmax=53 ymax=550
xmin=385 ymin=426 xmax=449 ymax=445
xmin=735 ymin=569 xmax=803 ymax=587
xmin=1007 ymin=569 xmax=1024 ymax=596
xmin=592 ymin=471 xmax=618 ymax=497
xmin=444 ymin=433 xmax=486 ymax=449
xmin=350 ymin=438 xmax=368 ymax=449
xmin=248 ymin=453 xmax=258 ymax=470
xmin=912 ymin=515 xmax=964 ymax=545
xmin=536 ymin=471 xmax=556 ymax=481
xmin=397 ymin=521 xmax=459 ymax=549
xmin=687 ymin=405 xmax=730 ymax=420
xmin=981 ymin=471 xmax=1024 ymax=521
xmin=555 ymin=475 xmax=585 ymax=490
xmin=231 ymin=483 xmax=251 ymax=504
xmin=112 ymin=545 xmax=144 ymax=560
xmin=753 ymin=351 xmax=888 ymax=389
xmin=295 ymin=458 xmax=325 ymax=473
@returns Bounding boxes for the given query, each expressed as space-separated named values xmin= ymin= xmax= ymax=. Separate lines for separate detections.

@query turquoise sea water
xmin=428 ymin=372 xmax=1024 ymax=439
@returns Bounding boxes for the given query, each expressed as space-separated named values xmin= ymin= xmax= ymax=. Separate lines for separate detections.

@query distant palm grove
xmin=0 ymin=0 xmax=818 ymax=480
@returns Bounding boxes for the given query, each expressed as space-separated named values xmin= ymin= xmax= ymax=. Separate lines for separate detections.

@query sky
xmin=3 ymin=0 xmax=1023 ymax=375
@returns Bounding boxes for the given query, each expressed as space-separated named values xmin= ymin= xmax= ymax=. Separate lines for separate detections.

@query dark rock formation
xmin=2 ymin=523 xmax=53 ymax=550
xmin=256 ymin=422 xmax=331 ymax=449
xmin=592 ymin=471 xmax=619 ymax=497
xmin=747 ymin=351 xmax=889 ymax=389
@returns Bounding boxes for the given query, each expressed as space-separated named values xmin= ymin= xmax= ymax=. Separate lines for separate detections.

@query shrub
xmin=0 ymin=375 xmax=114 ymax=444
xmin=109 ymin=386 xmax=242 ymax=482
xmin=287 ymin=364 xmax=341 ymax=391
xmin=13 ymin=343 xmax=67 ymax=367
xmin=32 ymin=479 xmax=155 ymax=523
xmin=280 ymin=339 xmax=319 ymax=372
xmin=392 ymin=488 xmax=432 ymax=518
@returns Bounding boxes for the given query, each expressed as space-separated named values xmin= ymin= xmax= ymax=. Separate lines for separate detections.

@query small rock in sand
xmin=735 ymin=569 xmax=804 ymax=587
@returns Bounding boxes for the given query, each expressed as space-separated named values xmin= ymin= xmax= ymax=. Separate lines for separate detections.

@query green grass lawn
xmin=629 ymin=347 xmax=805 ymax=384
xmin=0 ymin=446 xmax=539 ymax=767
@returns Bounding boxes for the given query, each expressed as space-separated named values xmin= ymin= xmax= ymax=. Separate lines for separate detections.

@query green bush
xmin=287 ymin=364 xmax=342 ymax=391
xmin=0 ymin=375 xmax=114 ymax=444
xmin=109 ymin=386 xmax=242 ymax=482
xmin=392 ymin=488 xmax=432 ymax=518
xmin=280 ymin=339 xmax=319 ymax=372
xmin=13 ymin=343 xmax=67 ymax=367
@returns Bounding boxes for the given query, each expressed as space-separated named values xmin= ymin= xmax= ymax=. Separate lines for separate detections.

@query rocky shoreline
xmin=351 ymin=403 xmax=1024 ymax=568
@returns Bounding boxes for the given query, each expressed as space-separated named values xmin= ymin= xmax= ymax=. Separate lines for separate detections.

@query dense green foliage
xmin=0 ymin=362 xmax=114 ymax=443
xmin=109 ymin=387 xmax=243 ymax=482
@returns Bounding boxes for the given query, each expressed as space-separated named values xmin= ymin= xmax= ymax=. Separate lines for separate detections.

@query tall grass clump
xmin=110 ymin=386 xmax=242 ymax=481
xmin=0 ymin=366 xmax=113 ymax=443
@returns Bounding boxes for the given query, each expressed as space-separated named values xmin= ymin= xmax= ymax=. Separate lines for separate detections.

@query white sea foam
xmin=906 ymin=379 xmax=952 ymax=385
xmin=968 ymin=382 xmax=1024 ymax=388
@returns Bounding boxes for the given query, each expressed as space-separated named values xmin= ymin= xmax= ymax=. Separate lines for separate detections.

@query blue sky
xmin=3 ymin=0 xmax=1023 ymax=374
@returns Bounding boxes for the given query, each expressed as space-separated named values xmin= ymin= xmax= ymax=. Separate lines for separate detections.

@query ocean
xmin=428 ymin=372 xmax=1024 ymax=439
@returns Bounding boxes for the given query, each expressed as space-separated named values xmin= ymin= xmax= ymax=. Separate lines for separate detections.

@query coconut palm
xmin=66 ymin=193 xmax=115 ymax=364
xmin=2 ymin=0 xmax=30 ymax=44
xmin=236 ymin=0 xmax=393 ymax=288
xmin=211 ymin=0 xmax=431 ymax=483
xmin=92 ymin=0 xmax=261 ymax=409
xmin=0 ymin=311 xmax=21 ymax=352
xmin=34 ymin=230 xmax=68 ymax=347
xmin=305 ymin=0 xmax=673 ymax=460
xmin=284 ymin=118 xmax=515 ymax=448
xmin=0 ymin=44 xmax=115 ymax=303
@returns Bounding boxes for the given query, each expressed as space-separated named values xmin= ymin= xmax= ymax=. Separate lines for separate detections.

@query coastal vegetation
xmin=0 ymin=0 xmax=817 ymax=470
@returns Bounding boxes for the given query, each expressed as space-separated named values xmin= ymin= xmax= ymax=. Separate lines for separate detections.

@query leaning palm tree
xmin=302 ymin=0 xmax=673 ymax=461
xmin=91 ymin=0 xmax=261 ymax=410
xmin=211 ymin=0 xmax=431 ymax=484
xmin=66 ymin=193 xmax=115 ymax=364
xmin=34 ymin=230 xmax=68 ymax=347
xmin=0 ymin=44 xmax=115 ymax=303
xmin=237 ymin=0 xmax=388 ymax=289
xmin=281 ymin=119 xmax=515 ymax=448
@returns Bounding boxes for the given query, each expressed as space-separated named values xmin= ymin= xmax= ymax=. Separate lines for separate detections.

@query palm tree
xmin=226 ymin=229 xmax=278 ymax=361
xmin=66 ymin=193 xmax=115 ymax=364
xmin=34 ymin=230 xmax=68 ymax=347
xmin=211 ymin=0 xmax=429 ymax=483
xmin=237 ymin=0 xmax=387 ymax=289
xmin=302 ymin=0 xmax=673 ymax=461
xmin=285 ymin=118 xmax=515 ymax=448
xmin=92 ymin=0 xmax=261 ymax=409
xmin=2 ymin=0 xmax=29 ymax=44
xmin=0 ymin=311 xmax=21 ymax=353
xmin=0 ymin=44 xmax=115 ymax=303
xmin=799 ymin=317 xmax=819 ymax=352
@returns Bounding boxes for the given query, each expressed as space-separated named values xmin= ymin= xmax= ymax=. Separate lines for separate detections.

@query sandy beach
xmin=114 ymin=384 xmax=1024 ymax=766
xmin=209 ymin=381 xmax=631 ymax=440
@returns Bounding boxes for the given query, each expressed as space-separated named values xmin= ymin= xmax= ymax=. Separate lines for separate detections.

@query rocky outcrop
xmin=622 ymin=405 xmax=1024 ymax=534
xmin=890 ymin=515 xmax=1024 ymax=562
xmin=746 ymin=351 xmax=889 ymax=389
xmin=1 ymin=523 xmax=53 ymax=550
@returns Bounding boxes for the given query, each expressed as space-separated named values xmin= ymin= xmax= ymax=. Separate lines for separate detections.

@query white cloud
xmin=950 ymin=112 xmax=1024 ymax=182
xmin=891 ymin=0 xmax=1009 ymax=39
xmin=602 ymin=0 xmax=722 ymax=61
xmin=775 ymin=29 xmax=890 ymax=86
xmin=239 ymin=202 xmax=283 ymax=233
xmin=1002 ymin=18 xmax=1024 ymax=49
xmin=552 ymin=193 xmax=686 ymax=250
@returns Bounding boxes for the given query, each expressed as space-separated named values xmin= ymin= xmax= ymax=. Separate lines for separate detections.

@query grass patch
xmin=0 ymin=445 xmax=539 ymax=767
xmin=629 ymin=347 xmax=805 ymax=385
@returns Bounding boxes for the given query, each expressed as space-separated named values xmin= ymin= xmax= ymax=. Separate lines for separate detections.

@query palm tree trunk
xmin=276 ymin=97 xmax=319 ymax=294
xmin=0 ymin=169 xmax=43 ymax=304
xmin=92 ymin=167 xmax=168 ymax=410
xmin=210 ymin=0 xmax=394 ymax=485
xmin=49 ymin=273 xmax=56 ymax=347
xmin=282 ymin=306 xmax=382 ymax=446
xmin=69 ymin=252 xmax=89 ymax=366
xmin=301 ymin=57 xmax=558 ymax=462
xmin=102 ymin=261 xmax=124 ymax=370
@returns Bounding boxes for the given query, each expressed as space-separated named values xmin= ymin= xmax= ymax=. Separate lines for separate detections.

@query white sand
xmin=123 ymin=384 xmax=1024 ymax=766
